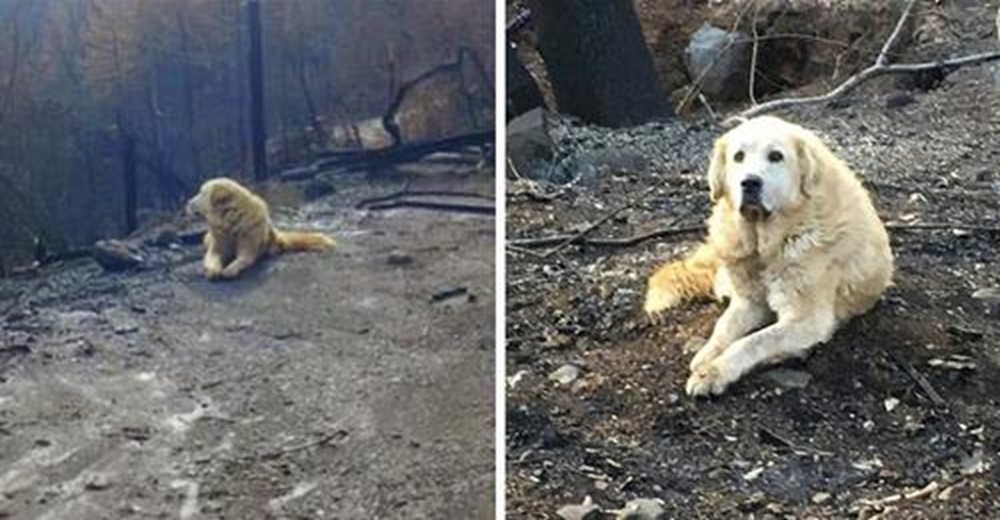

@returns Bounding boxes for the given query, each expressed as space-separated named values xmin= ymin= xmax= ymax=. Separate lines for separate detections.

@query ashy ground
xmin=0 ymin=169 xmax=495 ymax=518
xmin=506 ymin=61 xmax=1000 ymax=518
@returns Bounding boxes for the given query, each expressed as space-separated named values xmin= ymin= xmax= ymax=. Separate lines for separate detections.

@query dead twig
xmin=507 ymin=219 xmax=999 ymax=256
xmin=885 ymin=222 xmax=1000 ymax=233
xmin=748 ymin=5 xmax=761 ymax=106
xmin=259 ymin=429 xmax=349 ymax=460
xmin=730 ymin=0 xmax=1000 ymax=121
xmin=541 ymin=186 xmax=658 ymax=258
xmin=507 ymin=224 xmax=707 ymax=251
xmin=362 ymin=200 xmax=495 ymax=215
xmin=886 ymin=349 xmax=948 ymax=410
xmin=354 ymin=189 xmax=492 ymax=209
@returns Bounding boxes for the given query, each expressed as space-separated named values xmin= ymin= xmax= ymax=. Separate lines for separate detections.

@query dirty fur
xmin=644 ymin=116 xmax=894 ymax=396
xmin=186 ymin=177 xmax=335 ymax=280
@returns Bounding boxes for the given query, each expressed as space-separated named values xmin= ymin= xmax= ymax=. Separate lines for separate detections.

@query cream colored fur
xmin=644 ymin=116 xmax=893 ymax=396
xmin=186 ymin=178 xmax=335 ymax=280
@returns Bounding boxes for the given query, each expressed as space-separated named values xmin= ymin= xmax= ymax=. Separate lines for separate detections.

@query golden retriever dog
xmin=644 ymin=116 xmax=893 ymax=397
xmin=186 ymin=177 xmax=335 ymax=280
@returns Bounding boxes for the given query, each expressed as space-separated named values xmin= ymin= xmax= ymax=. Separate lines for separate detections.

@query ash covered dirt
xmin=506 ymin=62 xmax=1000 ymax=518
xmin=0 ymin=169 xmax=495 ymax=518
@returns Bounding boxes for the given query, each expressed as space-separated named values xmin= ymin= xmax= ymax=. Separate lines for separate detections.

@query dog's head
xmin=707 ymin=116 xmax=821 ymax=221
xmin=186 ymin=178 xmax=242 ymax=221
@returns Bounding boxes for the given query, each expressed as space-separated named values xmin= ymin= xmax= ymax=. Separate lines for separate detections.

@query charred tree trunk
xmin=121 ymin=132 xmax=138 ymax=234
xmin=247 ymin=0 xmax=267 ymax=181
xmin=530 ymin=0 xmax=672 ymax=127
xmin=506 ymin=42 xmax=544 ymax=120
xmin=177 ymin=11 xmax=203 ymax=180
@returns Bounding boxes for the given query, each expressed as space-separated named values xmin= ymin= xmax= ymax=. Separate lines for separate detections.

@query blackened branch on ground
xmin=540 ymin=186 xmax=660 ymax=258
xmin=507 ymin=221 xmax=1000 ymax=257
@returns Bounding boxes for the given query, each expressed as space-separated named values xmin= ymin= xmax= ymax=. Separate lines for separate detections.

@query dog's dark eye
xmin=768 ymin=151 xmax=784 ymax=163
xmin=734 ymin=151 xmax=745 ymax=163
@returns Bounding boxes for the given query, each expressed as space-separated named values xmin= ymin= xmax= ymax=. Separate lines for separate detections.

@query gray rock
xmin=610 ymin=498 xmax=666 ymax=519
xmin=972 ymin=287 xmax=1000 ymax=304
xmin=507 ymin=108 xmax=555 ymax=180
xmin=549 ymin=364 xmax=581 ymax=386
xmin=92 ymin=240 xmax=144 ymax=272
xmin=686 ymin=24 xmax=751 ymax=101
xmin=557 ymin=496 xmax=601 ymax=520
xmin=763 ymin=368 xmax=812 ymax=389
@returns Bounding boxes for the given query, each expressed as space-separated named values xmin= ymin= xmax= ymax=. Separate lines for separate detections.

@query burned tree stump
xmin=507 ymin=43 xmax=545 ymax=120
xmin=530 ymin=0 xmax=671 ymax=127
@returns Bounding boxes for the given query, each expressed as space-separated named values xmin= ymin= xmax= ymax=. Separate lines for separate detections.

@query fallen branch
xmin=507 ymin=224 xmax=707 ymax=250
xmin=507 ymin=220 xmax=1000 ymax=254
xmin=541 ymin=186 xmax=659 ymax=258
xmin=731 ymin=0 xmax=1000 ymax=120
xmin=885 ymin=222 xmax=1000 ymax=233
xmin=259 ymin=429 xmax=349 ymax=460
xmin=354 ymin=189 xmax=493 ymax=210
xmin=362 ymin=199 xmax=495 ymax=216
xmin=886 ymin=349 xmax=948 ymax=410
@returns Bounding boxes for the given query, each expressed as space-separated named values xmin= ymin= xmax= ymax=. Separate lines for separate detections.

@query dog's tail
xmin=273 ymin=230 xmax=336 ymax=252
xmin=644 ymin=241 xmax=722 ymax=315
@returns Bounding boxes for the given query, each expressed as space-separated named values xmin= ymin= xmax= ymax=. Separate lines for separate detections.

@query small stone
xmin=610 ymin=498 xmax=666 ymax=520
xmin=548 ymin=364 xmax=581 ymax=386
xmin=743 ymin=467 xmax=764 ymax=481
xmin=972 ymin=288 xmax=1000 ymax=304
xmin=960 ymin=450 xmax=987 ymax=475
xmin=507 ymin=370 xmax=528 ymax=389
xmin=386 ymin=252 xmax=414 ymax=267
xmin=84 ymin=472 xmax=114 ymax=491
xmin=114 ymin=323 xmax=139 ymax=335
xmin=763 ymin=368 xmax=812 ymax=389
xmin=928 ymin=355 xmax=977 ymax=371
xmin=884 ymin=397 xmax=900 ymax=412
xmin=556 ymin=496 xmax=601 ymax=520
xmin=811 ymin=492 xmax=832 ymax=504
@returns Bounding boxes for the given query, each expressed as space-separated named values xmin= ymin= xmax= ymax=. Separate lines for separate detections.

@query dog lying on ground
xmin=644 ymin=116 xmax=893 ymax=397
xmin=186 ymin=177 xmax=335 ymax=280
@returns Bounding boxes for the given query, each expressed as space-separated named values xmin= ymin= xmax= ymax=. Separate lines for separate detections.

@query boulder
xmin=507 ymin=107 xmax=555 ymax=179
xmin=685 ymin=24 xmax=751 ymax=101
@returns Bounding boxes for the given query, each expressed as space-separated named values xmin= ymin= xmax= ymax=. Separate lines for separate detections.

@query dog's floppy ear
xmin=794 ymin=133 xmax=821 ymax=197
xmin=707 ymin=136 xmax=728 ymax=202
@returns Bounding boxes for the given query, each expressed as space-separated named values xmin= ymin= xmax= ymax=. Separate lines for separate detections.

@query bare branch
xmin=728 ymin=0 xmax=1000 ymax=121
xmin=877 ymin=0 xmax=918 ymax=66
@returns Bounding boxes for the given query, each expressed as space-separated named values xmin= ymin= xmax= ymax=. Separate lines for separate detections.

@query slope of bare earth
xmin=506 ymin=60 xmax=1000 ymax=518
xmin=1 ymin=169 xmax=495 ymax=518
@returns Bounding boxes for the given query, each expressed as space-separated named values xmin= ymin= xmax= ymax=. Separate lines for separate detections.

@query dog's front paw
xmin=689 ymin=340 xmax=725 ymax=371
xmin=205 ymin=266 xmax=223 ymax=280
xmin=220 ymin=266 xmax=242 ymax=279
xmin=685 ymin=361 xmax=736 ymax=397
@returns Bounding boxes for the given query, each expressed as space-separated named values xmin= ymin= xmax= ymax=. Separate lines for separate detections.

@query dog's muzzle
xmin=739 ymin=176 xmax=770 ymax=221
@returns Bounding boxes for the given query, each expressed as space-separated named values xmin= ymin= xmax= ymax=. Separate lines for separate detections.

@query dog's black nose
xmin=741 ymin=176 xmax=762 ymax=193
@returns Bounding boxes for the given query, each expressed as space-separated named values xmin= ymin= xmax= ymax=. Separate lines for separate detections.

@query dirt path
xmin=1 ymin=172 xmax=495 ymax=519
xmin=506 ymin=63 xmax=1000 ymax=518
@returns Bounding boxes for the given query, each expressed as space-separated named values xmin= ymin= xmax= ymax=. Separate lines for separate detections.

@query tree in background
xmin=529 ymin=0 xmax=672 ymax=127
